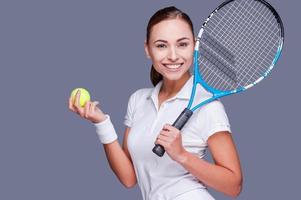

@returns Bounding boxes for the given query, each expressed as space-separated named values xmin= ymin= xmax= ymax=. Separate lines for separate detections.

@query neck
xmin=160 ymin=73 xmax=191 ymax=98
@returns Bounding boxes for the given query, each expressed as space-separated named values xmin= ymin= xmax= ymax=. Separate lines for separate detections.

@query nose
xmin=167 ymin=47 xmax=179 ymax=61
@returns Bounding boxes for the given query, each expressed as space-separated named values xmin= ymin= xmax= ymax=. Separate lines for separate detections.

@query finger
xmin=161 ymin=130 xmax=179 ymax=141
xmin=74 ymin=90 xmax=81 ymax=107
xmin=90 ymin=101 xmax=99 ymax=112
xmin=157 ymin=134 xmax=172 ymax=143
xmin=163 ymin=124 xmax=180 ymax=133
xmin=74 ymin=91 xmax=85 ymax=114
xmin=69 ymin=96 xmax=81 ymax=113
xmin=84 ymin=101 xmax=92 ymax=118
xmin=156 ymin=138 xmax=169 ymax=149
xmin=163 ymin=124 xmax=175 ymax=131
xmin=160 ymin=130 xmax=171 ymax=137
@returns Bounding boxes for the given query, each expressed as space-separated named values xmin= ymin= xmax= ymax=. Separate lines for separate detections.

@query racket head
xmin=193 ymin=0 xmax=284 ymax=101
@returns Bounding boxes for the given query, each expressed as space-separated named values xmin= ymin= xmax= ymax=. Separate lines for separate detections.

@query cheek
xmin=149 ymin=49 xmax=166 ymax=62
xmin=182 ymin=49 xmax=194 ymax=63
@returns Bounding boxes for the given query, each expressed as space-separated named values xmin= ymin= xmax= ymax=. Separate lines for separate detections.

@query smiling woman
xmin=145 ymin=18 xmax=194 ymax=86
xmin=69 ymin=6 xmax=242 ymax=200
xmin=146 ymin=7 xmax=195 ymax=87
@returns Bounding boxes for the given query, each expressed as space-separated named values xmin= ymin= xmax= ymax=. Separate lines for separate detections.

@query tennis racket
xmin=152 ymin=0 xmax=284 ymax=157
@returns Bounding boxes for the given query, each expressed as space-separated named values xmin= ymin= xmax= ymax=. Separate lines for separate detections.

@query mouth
xmin=163 ymin=63 xmax=184 ymax=70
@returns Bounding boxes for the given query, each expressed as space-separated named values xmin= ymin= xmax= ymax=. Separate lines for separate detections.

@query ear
xmin=144 ymin=40 xmax=151 ymax=59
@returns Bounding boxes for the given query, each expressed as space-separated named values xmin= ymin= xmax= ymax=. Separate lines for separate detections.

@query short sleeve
xmin=198 ymin=100 xmax=231 ymax=141
xmin=124 ymin=91 xmax=137 ymax=127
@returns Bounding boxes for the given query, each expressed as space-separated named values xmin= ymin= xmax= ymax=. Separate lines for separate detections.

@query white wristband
xmin=93 ymin=115 xmax=118 ymax=144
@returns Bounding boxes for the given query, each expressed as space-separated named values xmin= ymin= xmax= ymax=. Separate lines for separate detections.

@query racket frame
xmin=152 ymin=0 xmax=284 ymax=157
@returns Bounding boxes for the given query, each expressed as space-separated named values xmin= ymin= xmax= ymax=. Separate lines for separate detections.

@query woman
xmin=69 ymin=6 xmax=242 ymax=200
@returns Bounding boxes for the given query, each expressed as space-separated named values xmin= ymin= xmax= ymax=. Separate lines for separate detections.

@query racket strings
xmin=199 ymin=39 xmax=237 ymax=82
xmin=213 ymin=0 xmax=276 ymax=86
xmin=212 ymin=0 xmax=278 ymax=54
xmin=202 ymin=32 xmax=235 ymax=65
xmin=212 ymin=1 xmax=275 ymax=76
xmin=198 ymin=0 xmax=281 ymax=91
xmin=228 ymin=1 xmax=279 ymax=80
xmin=199 ymin=40 xmax=239 ymax=90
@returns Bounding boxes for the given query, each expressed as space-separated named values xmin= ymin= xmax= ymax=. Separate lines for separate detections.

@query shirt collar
xmin=148 ymin=75 xmax=193 ymax=102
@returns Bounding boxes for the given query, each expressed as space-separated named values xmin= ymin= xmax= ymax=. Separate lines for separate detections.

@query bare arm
xmin=68 ymin=91 xmax=136 ymax=188
xmin=178 ymin=131 xmax=243 ymax=197
xmin=103 ymin=127 xmax=137 ymax=188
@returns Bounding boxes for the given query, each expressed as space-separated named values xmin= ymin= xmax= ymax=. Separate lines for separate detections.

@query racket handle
xmin=152 ymin=144 xmax=165 ymax=157
xmin=152 ymin=108 xmax=193 ymax=157
xmin=172 ymin=108 xmax=193 ymax=130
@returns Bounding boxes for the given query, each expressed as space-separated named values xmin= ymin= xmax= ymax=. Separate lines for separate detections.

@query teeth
xmin=164 ymin=64 xmax=182 ymax=69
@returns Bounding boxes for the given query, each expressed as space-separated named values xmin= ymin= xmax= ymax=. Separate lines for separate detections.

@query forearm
xmin=178 ymin=151 xmax=242 ymax=197
xmin=103 ymin=140 xmax=137 ymax=188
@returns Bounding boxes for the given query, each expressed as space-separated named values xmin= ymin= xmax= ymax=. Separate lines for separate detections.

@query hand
xmin=68 ymin=90 xmax=107 ymax=123
xmin=155 ymin=124 xmax=188 ymax=162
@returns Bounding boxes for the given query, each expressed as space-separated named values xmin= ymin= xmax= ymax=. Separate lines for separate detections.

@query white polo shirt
xmin=124 ymin=76 xmax=231 ymax=200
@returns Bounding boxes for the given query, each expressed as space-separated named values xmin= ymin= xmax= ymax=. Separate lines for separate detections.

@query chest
xmin=127 ymin=98 xmax=208 ymax=162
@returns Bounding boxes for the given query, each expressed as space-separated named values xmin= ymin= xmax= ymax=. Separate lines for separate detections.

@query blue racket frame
xmin=152 ymin=0 xmax=284 ymax=157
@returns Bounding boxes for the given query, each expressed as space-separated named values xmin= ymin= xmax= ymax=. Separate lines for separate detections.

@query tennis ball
xmin=71 ymin=88 xmax=91 ymax=107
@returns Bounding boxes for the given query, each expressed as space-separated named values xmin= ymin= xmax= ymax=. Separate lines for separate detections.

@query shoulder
xmin=127 ymin=87 xmax=153 ymax=104
xmin=196 ymin=100 xmax=229 ymax=123
xmin=124 ymin=87 xmax=153 ymax=127
xmin=132 ymin=88 xmax=152 ymax=98
xmin=195 ymin=100 xmax=231 ymax=141
xmin=202 ymin=100 xmax=226 ymax=112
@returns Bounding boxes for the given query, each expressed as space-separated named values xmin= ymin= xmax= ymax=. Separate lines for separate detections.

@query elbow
xmin=228 ymin=183 xmax=242 ymax=198
xmin=123 ymin=181 xmax=137 ymax=189
xmin=227 ymin=177 xmax=243 ymax=198
xmin=122 ymin=178 xmax=137 ymax=189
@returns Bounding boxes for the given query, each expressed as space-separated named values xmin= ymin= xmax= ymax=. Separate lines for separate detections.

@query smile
xmin=163 ymin=63 xmax=183 ymax=70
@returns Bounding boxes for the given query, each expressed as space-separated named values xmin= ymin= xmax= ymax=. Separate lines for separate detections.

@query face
xmin=145 ymin=18 xmax=194 ymax=81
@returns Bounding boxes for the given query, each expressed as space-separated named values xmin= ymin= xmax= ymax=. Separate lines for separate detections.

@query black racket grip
xmin=152 ymin=108 xmax=193 ymax=157
xmin=152 ymin=144 xmax=165 ymax=157
xmin=172 ymin=108 xmax=193 ymax=130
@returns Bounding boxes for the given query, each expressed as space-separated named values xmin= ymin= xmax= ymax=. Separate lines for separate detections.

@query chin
xmin=162 ymin=72 xmax=187 ymax=81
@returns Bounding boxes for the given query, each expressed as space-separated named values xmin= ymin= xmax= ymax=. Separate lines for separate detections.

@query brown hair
xmin=146 ymin=6 xmax=194 ymax=86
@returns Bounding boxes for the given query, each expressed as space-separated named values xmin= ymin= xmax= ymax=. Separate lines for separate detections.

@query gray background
xmin=0 ymin=0 xmax=299 ymax=199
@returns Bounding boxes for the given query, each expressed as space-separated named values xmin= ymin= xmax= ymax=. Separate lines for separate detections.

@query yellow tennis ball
xmin=71 ymin=88 xmax=91 ymax=107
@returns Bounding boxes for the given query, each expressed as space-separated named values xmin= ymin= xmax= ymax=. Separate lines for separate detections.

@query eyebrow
xmin=154 ymin=37 xmax=190 ymax=43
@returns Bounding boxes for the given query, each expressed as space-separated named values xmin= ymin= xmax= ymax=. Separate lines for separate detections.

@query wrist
xmin=92 ymin=114 xmax=107 ymax=123
xmin=176 ymin=149 xmax=190 ymax=165
xmin=94 ymin=115 xmax=118 ymax=144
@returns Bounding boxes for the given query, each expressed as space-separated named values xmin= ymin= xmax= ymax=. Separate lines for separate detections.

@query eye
xmin=156 ymin=43 xmax=167 ymax=48
xmin=178 ymin=42 xmax=189 ymax=48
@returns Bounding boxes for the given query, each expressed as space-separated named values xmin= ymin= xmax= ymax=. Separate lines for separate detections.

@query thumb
xmin=91 ymin=101 xmax=100 ymax=112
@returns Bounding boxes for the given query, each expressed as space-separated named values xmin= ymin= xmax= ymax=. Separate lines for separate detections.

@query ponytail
xmin=150 ymin=65 xmax=163 ymax=86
